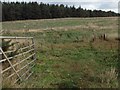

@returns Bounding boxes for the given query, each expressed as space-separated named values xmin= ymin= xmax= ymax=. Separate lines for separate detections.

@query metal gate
xmin=0 ymin=36 xmax=36 ymax=86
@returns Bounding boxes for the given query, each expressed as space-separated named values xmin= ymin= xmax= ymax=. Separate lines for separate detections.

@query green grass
xmin=2 ymin=17 xmax=119 ymax=88
xmin=2 ymin=17 xmax=117 ymax=31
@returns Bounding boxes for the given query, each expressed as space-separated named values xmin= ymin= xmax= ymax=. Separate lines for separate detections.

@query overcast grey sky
xmin=1 ymin=0 xmax=119 ymax=13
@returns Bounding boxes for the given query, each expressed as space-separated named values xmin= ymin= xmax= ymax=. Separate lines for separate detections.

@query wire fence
xmin=0 ymin=36 xmax=36 ymax=86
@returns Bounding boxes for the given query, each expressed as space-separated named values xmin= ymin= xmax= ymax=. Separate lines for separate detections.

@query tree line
xmin=2 ymin=2 xmax=118 ymax=21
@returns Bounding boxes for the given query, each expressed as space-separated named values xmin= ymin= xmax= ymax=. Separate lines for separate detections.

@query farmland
xmin=2 ymin=17 xmax=119 ymax=88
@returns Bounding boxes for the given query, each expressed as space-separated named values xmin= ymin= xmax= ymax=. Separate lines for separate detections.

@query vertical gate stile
xmin=32 ymin=37 xmax=36 ymax=64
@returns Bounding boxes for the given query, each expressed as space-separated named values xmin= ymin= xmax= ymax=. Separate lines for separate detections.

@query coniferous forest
xmin=2 ymin=2 xmax=118 ymax=21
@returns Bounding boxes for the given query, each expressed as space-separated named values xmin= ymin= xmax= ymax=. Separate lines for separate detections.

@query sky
xmin=1 ymin=0 xmax=119 ymax=13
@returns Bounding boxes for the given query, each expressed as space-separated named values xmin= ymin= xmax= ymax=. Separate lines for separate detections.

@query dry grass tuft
xmin=99 ymin=67 xmax=118 ymax=88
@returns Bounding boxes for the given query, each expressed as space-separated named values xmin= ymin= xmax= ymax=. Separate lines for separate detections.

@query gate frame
xmin=0 ymin=36 xmax=36 ymax=85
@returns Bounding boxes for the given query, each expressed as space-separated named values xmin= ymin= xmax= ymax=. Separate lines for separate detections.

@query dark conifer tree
xmin=1 ymin=2 xmax=118 ymax=21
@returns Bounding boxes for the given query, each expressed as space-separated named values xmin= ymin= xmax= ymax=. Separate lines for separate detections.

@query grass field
xmin=2 ymin=17 xmax=119 ymax=88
